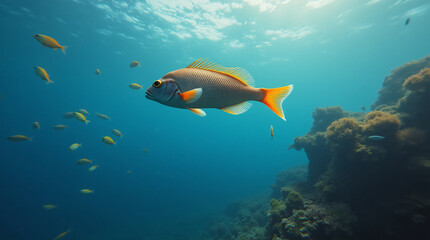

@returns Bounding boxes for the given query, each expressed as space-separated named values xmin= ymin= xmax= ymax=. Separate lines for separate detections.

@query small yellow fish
xmin=130 ymin=61 xmax=140 ymax=68
xmin=145 ymin=59 xmax=293 ymax=120
xmin=34 ymin=66 xmax=54 ymax=84
xmin=33 ymin=34 xmax=67 ymax=54
xmin=75 ymin=158 xmax=92 ymax=165
xmin=73 ymin=112 xmax=90 ymax=125
xmin=96 ymin=113 xmax=110 ymax=120
xmin=112 ymin=129 xmax=123 ymax=138
xmin=43 ymin=204 xmax=57 ymax=210
xmin=95 ymin=69 xmax=101 ymax=75
xmin=33 ymin=122 xmax=40 ymax=129
xmin=63 ymin=112 xmax=74 ymax=119
xmin=53 ymin=125 xmax=67 ymax=130
xmin=80 ymin=189 xmax=93 ymax=194
xmin=54 ymin=229 xmax=71 ymax=240
xmin=129 ymin=83 xmax=142 ymax=89
xmin=142 ymin=148 xmax=149 ymax=153
xmin=270 ymin=125 xmax=274 ymax=139
xmin=88 ymin=165 xmax=99 ymax=172
xmin=78 ymin=109 xmax=89 ymax=115
xmin=7 ymin=135 xmax=32 ymax=142
xmin=68 ymin=143 xmax=82 ymax=151
xmin=101 ymin=136 xmax=115 ymax=145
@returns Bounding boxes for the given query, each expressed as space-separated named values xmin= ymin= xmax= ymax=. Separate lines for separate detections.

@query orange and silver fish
xmin=145 ymin=59 xmax=293 ymax=120
xmin=130 ymin=61 xmax=140 ymax=68
xmin=54 ymin=229 xmax=70 ymax=240
xmin=33 ymin=34 xmax=67 ymax=54
xmin=34 ymin=66 xmax=54 ymax=84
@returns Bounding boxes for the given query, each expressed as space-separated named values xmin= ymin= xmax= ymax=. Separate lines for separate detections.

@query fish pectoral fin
xmin=188 ymin=108 xmax=206 ymax=117
xmin=179 ymin=88 xmax=202 ymax=104
xmin=220 ymin=102 xmax=253 ymax=115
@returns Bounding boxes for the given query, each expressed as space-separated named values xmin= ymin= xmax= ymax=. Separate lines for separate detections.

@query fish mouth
xmin=145 ymin=90 xmax=155 ymax=100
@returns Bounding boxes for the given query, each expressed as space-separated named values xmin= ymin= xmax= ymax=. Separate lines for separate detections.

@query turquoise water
xmin=1 ymin=0 xmax=429 ymax=239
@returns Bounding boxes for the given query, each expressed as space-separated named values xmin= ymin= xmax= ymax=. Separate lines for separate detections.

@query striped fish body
xmin=163 ymin=68 xmax=263 ymax=109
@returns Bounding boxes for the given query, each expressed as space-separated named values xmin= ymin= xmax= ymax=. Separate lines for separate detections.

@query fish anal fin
xmin=186 ymin=58 xmax=255 ymax=86
xmin=188 ymin=108 xmax=206 ymax=117
xmin=179 ymin=88 xmax=202 ymax=103
xmin=220 ymin=102 xmax=252 ymax=115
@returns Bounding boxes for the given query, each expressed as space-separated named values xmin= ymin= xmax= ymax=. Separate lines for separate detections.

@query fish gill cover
xmin=1 ymin=0 xmax=430 ymax=240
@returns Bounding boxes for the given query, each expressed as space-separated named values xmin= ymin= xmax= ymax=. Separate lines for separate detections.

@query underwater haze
xmin=1 ymin=0 xmax=430 ymax=239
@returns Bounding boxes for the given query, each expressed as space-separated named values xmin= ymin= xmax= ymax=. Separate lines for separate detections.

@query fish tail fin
xmin=47 ymin=80 xmax=54 ymax=85
xmin=28 ymin=137 xmax=33 ymax=141
xmin=259 ymin=85 xmax=293 ymax=121
xmin=60 ymin=46 xmax=67 ymax=54
xmin=85 ymin=120 xmax=90 ymax=125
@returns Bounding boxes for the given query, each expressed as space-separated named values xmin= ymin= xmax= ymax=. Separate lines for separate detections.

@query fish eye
xmin=153 ymin=80 xmax=162 ymax=88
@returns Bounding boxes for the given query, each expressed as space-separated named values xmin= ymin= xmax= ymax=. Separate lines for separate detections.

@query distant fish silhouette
xmin=405 ymin=18 xmax=410 ymax=26
xmin=270 ymin=125 xmax=274 ymax=140
xmin=361 ymin=106 xmax=366 ymax=112
xmin=368 ymin=135 xmax=385 ymax=140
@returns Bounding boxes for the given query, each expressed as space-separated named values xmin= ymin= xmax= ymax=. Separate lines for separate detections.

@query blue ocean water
xmin=0 ymin=0 xmax=429 ymax=239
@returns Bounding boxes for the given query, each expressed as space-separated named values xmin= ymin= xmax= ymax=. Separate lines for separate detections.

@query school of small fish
xmin=4 ymin=34 xmax=153 ymax=239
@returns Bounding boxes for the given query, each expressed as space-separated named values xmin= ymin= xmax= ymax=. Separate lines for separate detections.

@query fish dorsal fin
xmin=220 ymin=102 xmax=253 ymax=115
xmin=186 ymin=58 xmax=255 ymax=86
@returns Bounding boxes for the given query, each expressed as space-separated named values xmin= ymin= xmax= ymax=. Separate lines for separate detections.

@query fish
xmin=34 ymin=66 xmax=54 ymax=84
xmin=33 ymin=34 xmax=67 ymax=54
xmin=142 ymin=148 xmax=149 ymax=153
xmin=7 ymin=135 xmax=32 ymax=142
xmin=130 ymin=61 xmax=140 ymax=68
xmin=78 ymin=109 xmax=89 ymax=115
xmin=80 ymin=189 xmax=93 ymax=194
xmin=53 ymin=125 xmax=67 ymax=130
xmin=270 ymin=125 xmax=274 ymax=139
xmin=361 ymin=106 xmax=366 ymax=112
xmin=63 ymin=112 xmax=74 ymax=119
xmin=68 ymin=143 xmax=82 ymax=151
xmin=145 ymin=59 xmax=293 ymax=120
xmin=405 ymin=18 xmax=410 ymax=26
xmin=112 ymin=129 xmax=123 ymax=138
xmin=101 ymin=136 xmax=115 ymax=145
xmin=73 ymin=112 xmax=90 ymax=125
xmin=75 ymin=158 xmax=92 ymax=165
xmin=43 ymin=204 xmax=57 ymax=210
xmin=95 ymin=69 xmax=101 ymax=75
xmin=96 ymin=113 xmax=110 ymax=120
xmin=54 ymin=229 xmax=71 ymax=240
xmin=33 ymin=122 xmax=40 ymax=129
xmin=88 ymin=165 xmax=99 ymax=172
xmin=368 ymin=135 xmax=385 ymax=140
xmin=127 ymin=170 xmax=132 ymax=174
xmin=129 ymin=83 xmax=142 ymax=89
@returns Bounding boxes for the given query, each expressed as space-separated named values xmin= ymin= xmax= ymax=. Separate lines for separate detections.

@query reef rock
xmin=287 ymin=54 xmax=430 ymax=239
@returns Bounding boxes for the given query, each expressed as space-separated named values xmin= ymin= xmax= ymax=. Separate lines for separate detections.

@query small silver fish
xmin=368 ymin=135 xmax=385 ymax=140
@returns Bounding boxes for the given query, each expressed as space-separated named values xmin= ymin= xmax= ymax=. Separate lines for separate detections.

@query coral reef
xmin=284 ymin=55 xmax=430 ymax=239
xmin=271 ymin=166 xmax=307 ymax=198
xmin=204 ymin=196 xmax=268 ymax=240
xmin=310 ymin=106 xmax=346 ymax=133
xmin=372 ymin=55 xmax=430 ymax=109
